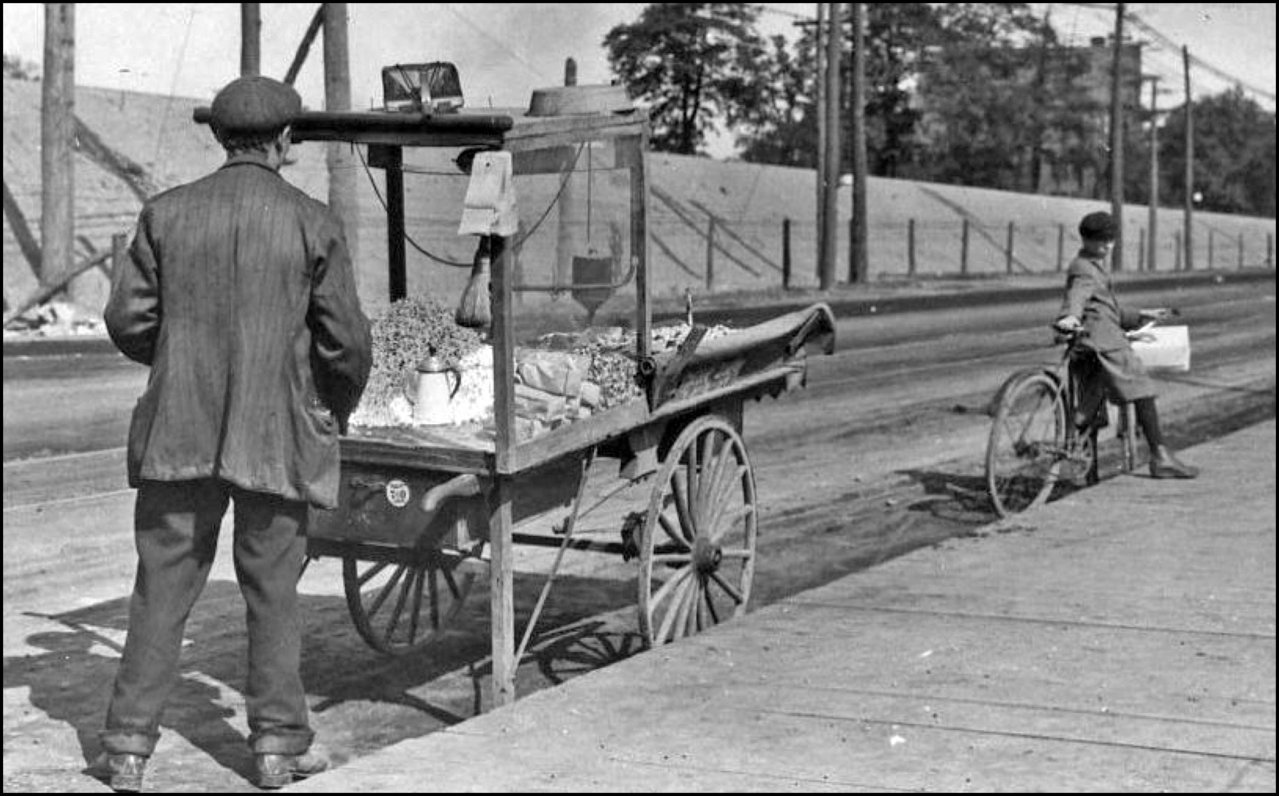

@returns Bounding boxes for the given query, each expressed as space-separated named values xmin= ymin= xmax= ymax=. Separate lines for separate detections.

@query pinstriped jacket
xmin=105 ymin=153 xmax=372 ymax=509
xmin=1058 ymin=249 xmax=1144 ymax=353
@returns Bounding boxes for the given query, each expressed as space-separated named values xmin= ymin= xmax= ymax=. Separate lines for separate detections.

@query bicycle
xmin=984 ymin=323 xmax=1162 ymax=518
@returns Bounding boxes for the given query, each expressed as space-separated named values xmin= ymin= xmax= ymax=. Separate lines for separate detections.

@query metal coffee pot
xmin=403 ymin=350 xmax=463 ymax=425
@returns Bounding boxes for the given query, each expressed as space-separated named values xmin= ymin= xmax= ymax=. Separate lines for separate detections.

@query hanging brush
xmin=456 ymin=234 xmax=494 ymax=328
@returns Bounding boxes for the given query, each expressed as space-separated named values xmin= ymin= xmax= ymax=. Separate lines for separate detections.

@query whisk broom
xmin=456 ymin=235 xmax=495 ymax=328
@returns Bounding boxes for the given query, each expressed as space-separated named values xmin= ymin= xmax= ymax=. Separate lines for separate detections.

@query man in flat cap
xmin=95 ymin=75 xmax=371 ymax=791
xmin=1054 ymin=210 xmax=1198 ymax=479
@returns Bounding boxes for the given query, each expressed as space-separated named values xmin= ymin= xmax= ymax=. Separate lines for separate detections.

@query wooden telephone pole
xmin=41 ymin=3 xmax=75 ymax=297
xmin=1108 ymin=2 xmax=1126 ymax=272
xmin=240 ymin=3 xmax=261 ymax=76
xmin=323 ymin=3 xmax=360 ymax=268
xmin=814 ymin=2 xmax=827 ymax=288
xmin=820 ymin=2 xmax=841 ymax=290
xmin=1182 ymin=45 xmax=1195 ymax=271
xmin=1146 ymin=76 xmax=1160 ymax=272
xmin=848 ymin=3 xmax=867 ymax=284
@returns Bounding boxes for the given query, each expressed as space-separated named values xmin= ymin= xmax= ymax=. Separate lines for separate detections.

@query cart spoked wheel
xmin=638 ymin=414 xmax=757 ymax=648
xmin=342 ymin=546 xmax=482 ymax=655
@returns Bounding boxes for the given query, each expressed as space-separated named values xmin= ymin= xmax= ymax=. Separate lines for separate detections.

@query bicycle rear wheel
xmin=986 ymin=372 xmax=1066 ymax=517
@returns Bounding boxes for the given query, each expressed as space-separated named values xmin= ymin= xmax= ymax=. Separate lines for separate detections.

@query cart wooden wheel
xmin=638 ymin=414 xmax=758 ymax=648
xmin=342 ymin=546 xmax=481 ymax=655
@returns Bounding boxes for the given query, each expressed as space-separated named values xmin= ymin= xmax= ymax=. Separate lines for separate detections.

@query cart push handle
xmin=420 ymin=473 xmax=484 ymax=514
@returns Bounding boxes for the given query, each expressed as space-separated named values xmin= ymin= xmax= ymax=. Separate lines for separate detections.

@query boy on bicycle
xmin=1052 ymin=211 xmax=1198 ymax=479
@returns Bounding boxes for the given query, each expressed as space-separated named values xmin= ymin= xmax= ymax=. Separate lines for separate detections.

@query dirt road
xmin=3 ymin=277 xmax=1275 ymax=792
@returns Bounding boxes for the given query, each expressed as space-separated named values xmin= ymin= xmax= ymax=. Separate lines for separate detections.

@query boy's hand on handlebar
xmin=1138 ymin=307 xmax=1178 ymax=322
xmin=1053 ymin=315 xmax=1082 ymax=334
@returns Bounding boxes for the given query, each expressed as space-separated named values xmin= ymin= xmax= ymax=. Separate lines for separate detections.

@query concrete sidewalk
xmin=291 ymin=420 xmax=1276 ymax=792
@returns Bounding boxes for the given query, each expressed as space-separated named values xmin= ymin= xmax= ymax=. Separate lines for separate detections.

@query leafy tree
xmin=735 ymin=2 xmax=1067 ymax=186
xmin=856 ymin=3 xmax=942 ymax=177
xmin=914 ymin=4 xmax=1071 ymax=191
xmin=735 ymin=33 xmax=813 ymax=166
xmin=737 ymin=4 xmax=947 ymax=172
xmin=1159 ymin=88 xmax=1276 ymax=217
xmin=3 ymin=52 xmax=40 ymax=81
xmin=604 ymin=3 xmax=769 ymax=156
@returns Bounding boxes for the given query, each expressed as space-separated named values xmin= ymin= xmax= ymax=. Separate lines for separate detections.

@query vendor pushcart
xmin=195 ymin=81 xmax=835 ymax=708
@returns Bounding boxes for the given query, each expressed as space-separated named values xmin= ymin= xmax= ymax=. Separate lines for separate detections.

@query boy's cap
xmin=1079 ymin=211 xmax=1117 ymax=242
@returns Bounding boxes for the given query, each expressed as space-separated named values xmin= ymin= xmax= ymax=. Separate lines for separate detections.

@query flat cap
xmin=1079 ymin=211 xmax=1117 ymax=242
xmin=210 ymin=76 xmax=302 ymax=138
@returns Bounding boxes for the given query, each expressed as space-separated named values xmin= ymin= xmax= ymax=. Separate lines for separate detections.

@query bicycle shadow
xmin=895 ymin=468 xmax=1000 ymax=524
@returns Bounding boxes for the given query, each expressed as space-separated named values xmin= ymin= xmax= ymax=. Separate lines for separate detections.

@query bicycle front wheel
xmin=986 ymin=372 xmax=1066 ymax=517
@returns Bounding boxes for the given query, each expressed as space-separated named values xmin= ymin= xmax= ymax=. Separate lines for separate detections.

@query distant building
xmin=1036 ymin=37 xmax=1144 ymax=198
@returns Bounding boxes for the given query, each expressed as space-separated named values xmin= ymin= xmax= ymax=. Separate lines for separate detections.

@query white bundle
xmin=447 ymin=345 xmax=495 ymax=425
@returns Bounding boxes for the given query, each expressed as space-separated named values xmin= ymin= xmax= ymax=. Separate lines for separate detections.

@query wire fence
xmin=639 ymin=212 xmax=1278 ymax=296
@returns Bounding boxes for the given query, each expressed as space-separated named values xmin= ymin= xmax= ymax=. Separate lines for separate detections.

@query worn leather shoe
xmin=90 ymin=752 xmax=146 ymax=792
xmin=255 ymin=751 xmax=330 ymax=789
xmin=1149 ymin=445 xmax=1199 ymax=479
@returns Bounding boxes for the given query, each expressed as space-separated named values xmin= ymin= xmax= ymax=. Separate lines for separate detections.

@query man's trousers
xmin=100 ymin=479 xmax=313 ymax=756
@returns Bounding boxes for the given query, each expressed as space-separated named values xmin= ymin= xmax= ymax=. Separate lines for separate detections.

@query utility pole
xmin=1146 ymin=76 xmax=1159 ymax=272
xmin=284 ymin=5 xmax=325 ymax=86
xmin=848 ymin=2 xmax=867 ymax=283
xmin=1109 ymin=3 xmax=1126 ymax=272
xmin=555 ymin=57 xmax=579 ymax=291
xmin=814 ymin=3 xmax=827 ymax=287
xmin=820 ymin=2 xmax=841 ymax=290
xmin=1182 ymin=44 xmax=1195 ymax=271
xmin=323 ymin=4 xmax=360 ymax=267
xmin=41 ymin=3 xmax=75 ymax=300
xmin=240 ymin=3 xmax=261 ymax=76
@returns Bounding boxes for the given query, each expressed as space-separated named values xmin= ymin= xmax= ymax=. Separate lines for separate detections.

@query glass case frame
xmin=286 ymin=106 xmax=653 ymax=476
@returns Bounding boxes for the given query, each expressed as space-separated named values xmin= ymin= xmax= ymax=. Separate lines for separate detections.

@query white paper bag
xmin=1129 ymin=325 xmax=1190 ymax=372
xmin=458 ymin=151 xmax=519 ymax=236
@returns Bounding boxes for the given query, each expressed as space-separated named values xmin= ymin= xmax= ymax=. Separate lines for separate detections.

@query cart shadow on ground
xmin=12 ymin=583 xmax=294 ymax=781
xmin=9 ymin=570 xmax=649 ymax=779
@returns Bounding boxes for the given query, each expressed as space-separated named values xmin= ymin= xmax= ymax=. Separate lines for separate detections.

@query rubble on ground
xmin=2 ymin=301 xmax=107 ymax=338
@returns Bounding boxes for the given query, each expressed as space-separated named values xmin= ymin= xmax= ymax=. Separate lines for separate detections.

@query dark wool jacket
xmin=105 ymin=153 xmax=372 ymax=508
xmin=1058 ymin=249 xmax=1144 ymax=353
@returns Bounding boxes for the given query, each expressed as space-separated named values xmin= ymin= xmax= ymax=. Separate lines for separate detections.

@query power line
xmin=1053 ymin=3 xmax=1275 ymax=103
xmin=757 ymin=5 xmax=808 ymax=21
xmin=1126 ymin=12 xmax=1275 ymax=101
xmin=441 ymin=4 xmax=551 ymax=84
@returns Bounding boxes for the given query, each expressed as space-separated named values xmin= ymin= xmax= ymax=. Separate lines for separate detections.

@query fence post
xmin=907 ymin=218 xmax=916 ymax=276
xmin=705 ymin=215 xmax=715 ymax=291
xmin=782 ymin=217 xmax=792 ymax=290
xmin=1005 ymin=221 xmax=1015 ymax=275
xmin=848 ymin=216 xmax=856 ymax=284
xmin=1056 ymin=223 xmax=1065 ymax=272
xmin=1268 ymin=232 xmax=1273 ymax=269
xmin=1138 ymin=227 xmax=1146 ymax=273
xmin=112 ymin=232 xmax=128 ymax=275
xmin=1238 ymin=231 xmax=1244 ymax=269
xmin=1207 ymin=228 xmax=1214 ymax=271
xmin=960 ymin=219 xmax=970 ymax=276
xmin=1174 ymin=230 xmax=1182 ymax=271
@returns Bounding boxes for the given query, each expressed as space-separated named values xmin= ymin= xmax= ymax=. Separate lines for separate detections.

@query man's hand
xmin=1053 ymin=315 xmax=1083 ymax=335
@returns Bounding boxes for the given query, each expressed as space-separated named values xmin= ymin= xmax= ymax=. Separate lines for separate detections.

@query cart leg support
xmin=489 ymin=476 xmax=516 ymax=707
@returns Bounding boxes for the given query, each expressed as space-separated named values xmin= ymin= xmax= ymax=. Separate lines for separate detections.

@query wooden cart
xmin=197 ymin=97 xmax=835 ymax=707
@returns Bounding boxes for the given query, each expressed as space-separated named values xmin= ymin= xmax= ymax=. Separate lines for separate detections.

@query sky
xmin=3 ymin=3 xmax=1276 ymax=158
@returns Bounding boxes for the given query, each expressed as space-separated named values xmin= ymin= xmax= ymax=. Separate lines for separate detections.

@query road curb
xmin=6 ymin=270 xmax=1273 ymax=358
xmin=658 ymin=269 xmax=1277 ymax=327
